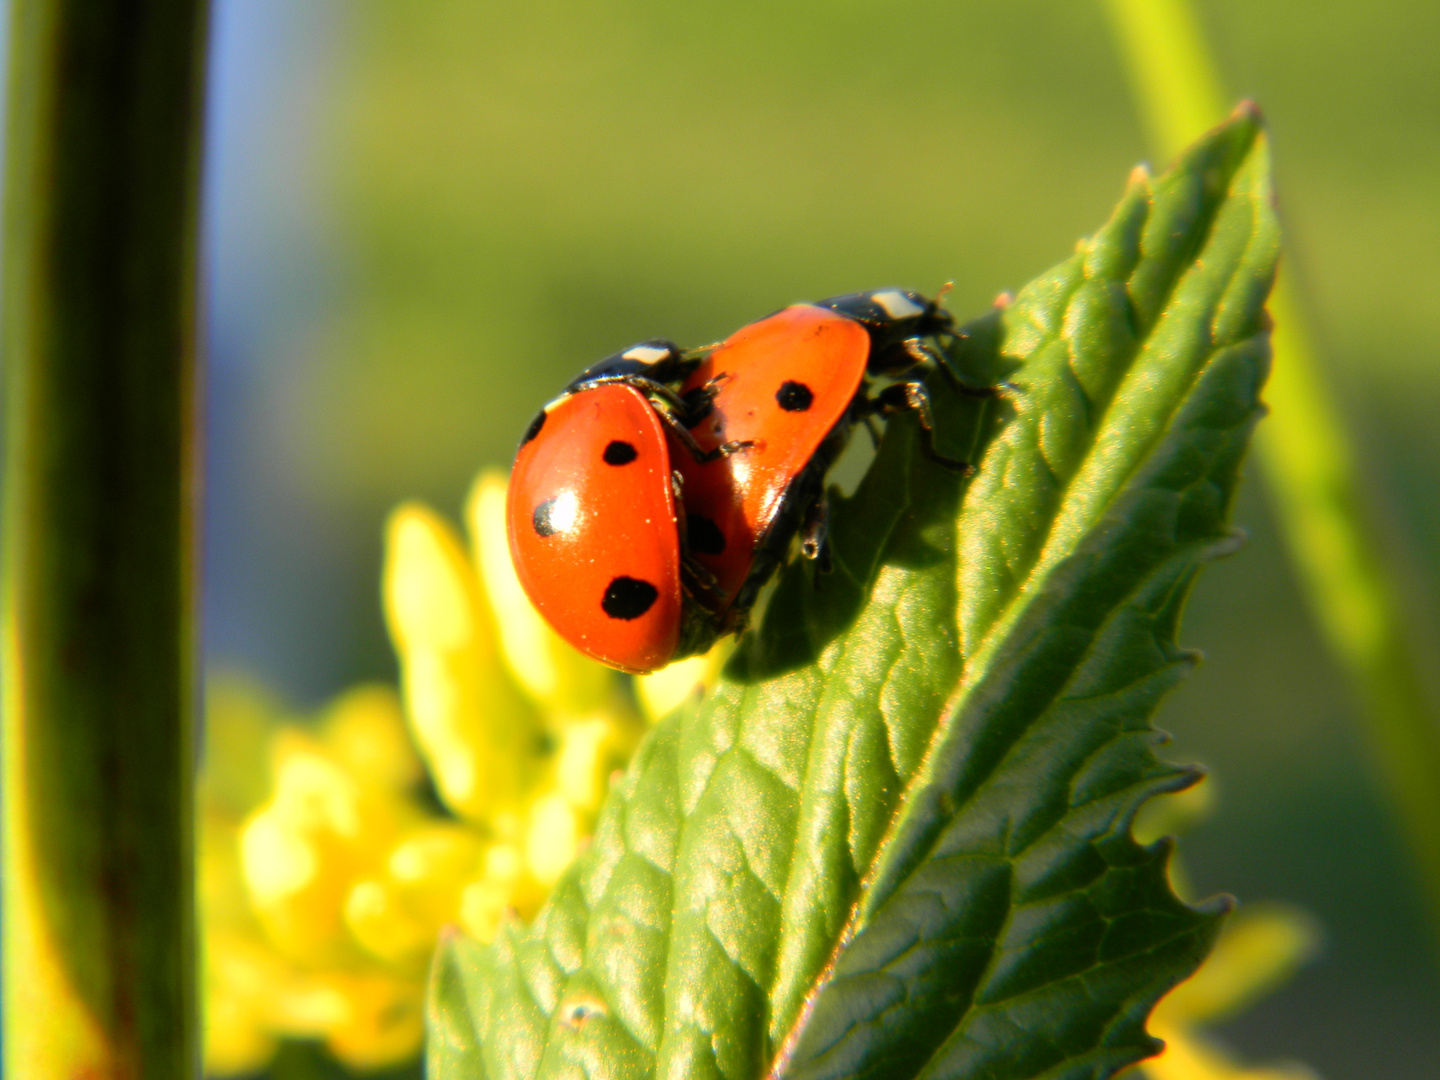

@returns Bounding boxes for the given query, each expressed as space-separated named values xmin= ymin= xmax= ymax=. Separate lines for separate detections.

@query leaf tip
xmin=1206 ymin=529 xmax=1249 ymax=562
xmin=1204 ymin=890 xmax=1240 ymax=921
xmin=1230 ymin=98 xmax=1266 ymax=128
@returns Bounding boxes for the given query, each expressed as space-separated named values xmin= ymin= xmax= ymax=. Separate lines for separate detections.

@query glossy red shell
xmin=507 ymin=384 xmax=683 ymax=673
xmin=672 ymin=304 xmax=870 ymax=605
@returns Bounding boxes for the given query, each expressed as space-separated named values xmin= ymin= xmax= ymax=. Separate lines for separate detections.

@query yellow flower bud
xmin=383 ymin=503 xmax=545 ymax=821
xmin=202 ymin=467 xmax=673 ymax=1075
xmin=455 ymin=840 xmax=552 ymax=941
xmin=458 ymin=877 xmax=513 ymax=944
xmin=238 ymin=734 xmax=404 ymax=967
xmin=202 ymin=929 xmax=284 ymax=1075
xmin=553 ymin=716 xmax=627 ymax=814
xmin=317 ymin=684 xmax=423 ymax=794
xmin=307 ymin=970 xmax=425 ymax=1071
xmin=344 ymin=880 xmax=433 ymax=970
xmin=466 ymin=469 xmax=618 ymax=715
xmin=525 ymin=793 xmax=583 ymax=886
xmin=344 ymin=824 xmax=486 ymax=969
xmin=635 ymin=639 xmax=734 ymax=722
xmin=1140 ymin=1023 xmax=1317 ymax=1080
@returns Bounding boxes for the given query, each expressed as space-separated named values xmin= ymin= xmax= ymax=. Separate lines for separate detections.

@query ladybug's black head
xmin=562 ymin=339 xmax=688 ymax=393
xmin=815 ymin=289 xmax=955 ymax=374
xmin=815 ymin=289 xmax=951 ymax=336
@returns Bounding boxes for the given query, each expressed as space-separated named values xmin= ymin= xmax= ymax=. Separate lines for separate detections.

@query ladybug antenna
xmin=931 ymin=281 xmax=960 ymax=343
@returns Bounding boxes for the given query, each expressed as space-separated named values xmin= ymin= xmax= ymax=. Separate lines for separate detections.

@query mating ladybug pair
xmin=506 ymin=289 xmax=990 ymax=674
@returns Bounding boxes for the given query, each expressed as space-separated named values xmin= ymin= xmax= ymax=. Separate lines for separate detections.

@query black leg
xmin=800 ymin=494 xmax=831 ymax=566
xmin=874 ymin=381 xmax=975 ymax=474
xmin=656 ymin=407 xmax=753 ymax=463
xmin=913 ymin=337 xmax=1008 ymax=399
xmin=680 ymin=554 xmax=728 ymax=606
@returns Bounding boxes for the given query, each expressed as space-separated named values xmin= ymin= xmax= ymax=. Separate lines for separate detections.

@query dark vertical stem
xmin=2 ymin=1 xmax=210 ymax=1076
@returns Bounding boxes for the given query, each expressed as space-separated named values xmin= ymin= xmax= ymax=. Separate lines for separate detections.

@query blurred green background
xmin=201 ymin=0 xmax=1439 ymax=1076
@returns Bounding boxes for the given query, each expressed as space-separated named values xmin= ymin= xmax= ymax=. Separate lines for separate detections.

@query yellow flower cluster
xmin=201 ymin=471 xmax=721 ymax=1074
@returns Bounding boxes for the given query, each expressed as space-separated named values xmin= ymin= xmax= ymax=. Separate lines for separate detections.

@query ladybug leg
xmin=657 ymin=408 xmax=753 ymax=463
xmin=622 ymin=377 xmax=701 ymax=420
xmin=618 ymin=375 xmax=760 ymax=436
xmin=800 ymin=495 xmax=832 ymax=572
xmin=678 ymin=385 xmax=714 ymax=427
xmin=906 ymin=337 xmax=1004 ymax=398
xmin=873 ymin=381 xmax=975 ymax=474
xmin=901 ymin=337 xmax=939 ymax=369
xmin=677 ymin=371 xmax=735 ymax=427
xmin=704 ymin=440 xmax=754 ymax=461
xmin=680 ymin=555 xmax=729 ymax=607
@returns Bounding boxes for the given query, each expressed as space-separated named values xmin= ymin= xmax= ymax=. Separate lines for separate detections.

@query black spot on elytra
xmin=687 ymin=513 xmax=727 ymax=556
xmin=521 ymin=410 xmax=546 ymax=444
xmin=776 ymin=381 xmax=814 ymax=412
xmin=603 ymin=440 xmax=638 ymax=465
xmin=602 ymin=576 xmax=658 ymax=620
xmin=532 ymin=498 xmax=562 ymax=537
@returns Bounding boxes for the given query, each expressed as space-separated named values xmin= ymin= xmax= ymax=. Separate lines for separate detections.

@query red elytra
xmin=505 ymin=289 xmax=974 ymax=672
xmin=506 ymin=383 xmax=686 ymax=674
xmin=670 ymin=304 xmax=871 ymax=610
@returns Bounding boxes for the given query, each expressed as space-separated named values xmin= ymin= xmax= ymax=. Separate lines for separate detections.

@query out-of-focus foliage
xmin=201 ymin=471 xmax=717 ymax=1074
xmin=1128 ymin=787 xmax=1321 ymax=1080
xmin=1105 ymin=0 xmax=1440 ymax=973
xmin=282 ymin=0 xmax=1151 ymax=510
xmin=209 ymin=1 xmax=1440 ymax=1077
xmin=267 ymin=0 xmax=1440 ymax=519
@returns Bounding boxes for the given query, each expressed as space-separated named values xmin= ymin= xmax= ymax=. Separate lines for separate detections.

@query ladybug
xmin=506 ymin=342 xmax=742 ymax=674
xmin=507 ymin=289 xmax=986 ymax=673
xmin=669 ymin=288 xmax=985 ymax=622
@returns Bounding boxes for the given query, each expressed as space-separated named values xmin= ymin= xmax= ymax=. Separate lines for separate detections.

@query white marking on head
xmin=547 ymin=490 xmax=580 ymax=533
xmin=622 ymin=344 xmax=673 ymax=365
xmin=871 ymin=290 xmax=925 ymax=319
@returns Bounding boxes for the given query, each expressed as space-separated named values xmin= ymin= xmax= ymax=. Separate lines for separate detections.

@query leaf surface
xmin=430 ymin=107 xmax=1277 ymax=1080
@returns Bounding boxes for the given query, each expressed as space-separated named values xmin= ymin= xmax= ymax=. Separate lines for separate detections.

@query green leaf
xmin=428 ymin=928 xmax=492 ymax=1079
xmin=429 ymin=105 xmax=1277 ymax=1080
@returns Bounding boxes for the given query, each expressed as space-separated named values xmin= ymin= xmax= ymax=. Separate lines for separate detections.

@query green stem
xmin=1102 ymin=0 xmax=1440 ymax=947
xmin=2 ymin=1 xmax=210 ymax=1075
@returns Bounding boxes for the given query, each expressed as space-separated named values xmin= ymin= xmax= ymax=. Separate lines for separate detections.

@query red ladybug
xmin=670 ymin=289 xmax=982 ymax=623
xmin=508 ymin=382 xmax=691 ymax=672
xmin=507 ymin=289 xmax=983 ymax=673
xmin=505 ymin=341 xmax=741 ymax=673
